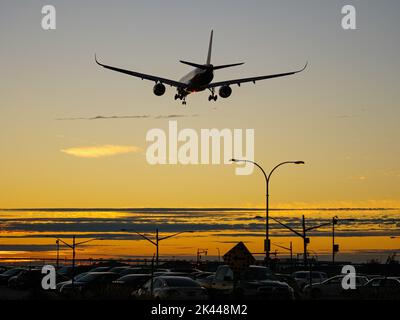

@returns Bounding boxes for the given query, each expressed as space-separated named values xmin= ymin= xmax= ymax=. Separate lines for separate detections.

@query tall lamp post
xmin=56 ymin=239 xmax=60 ymax=269
xmin=55 ymin=236 xmax=103 ymax=290
xmin=332 ymin=216 xmax=338 ymax=265
xmin=231 ymin=159 xmax=305 ymax=266
xmin=121 ymin=228 xmax=193 ymax=268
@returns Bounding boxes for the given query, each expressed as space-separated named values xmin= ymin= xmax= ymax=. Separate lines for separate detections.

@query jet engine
xmin=153 ymin=83 xmax=166 ymax=96
xmin=218 ymin=85 xmax=232 ymax=98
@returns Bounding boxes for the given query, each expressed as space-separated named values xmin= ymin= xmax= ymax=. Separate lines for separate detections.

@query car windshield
xmin=58 ymin=267 xmax=71 ymax=275
xmin=164 ymin=278 xmax=200 ymax=287
xmin=75 ymin=273 xmax=87 ymax=281
xmin=77 ymin=273 xmax=102 ymax=282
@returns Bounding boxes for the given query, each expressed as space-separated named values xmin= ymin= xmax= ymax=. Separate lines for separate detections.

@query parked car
xmin=8 ymin=269 xmax=43 ymax=289
xmin=274 ymin=273 xmax=302 ymax=299
xmin=157 ymin=272 xmax=193 ymax=278
xmin=89 ymin=266 xmax=111 ymax=273
xmin=112 ymin=274 xmax=152 ymax=298
xmin=119 ymin=267 xmax=150 ymax=276
xmin=196 ymin=274 xmax=215 ymax=290
xmin=0 ymin=268 xmax=25 ymax=286
xmin=209 ymin=265 xmax=294 ymax=300
xmin=60 ymin=272 xmax=120 ymax=298
xmin=291 ymin=271 xmax=328 ymax=290
xmin=119 ymin=267 xmax=170 ymax=276
xmin=303 ymin=275 xmax=369 ymax=299
xmin=134 ymin=276 xmax=208 ymax=300
xmin=56 ymin=265 xmax=92 ymax=283
xmin=360 ymin=277 xmax=400 ymax=300
xmin=56 ymin=272 xmax=89 ymax=292
xmin=192 ymin=272 xmax=214 ymax=280
xmin=108 ymin=266 xmax=131 ymax=275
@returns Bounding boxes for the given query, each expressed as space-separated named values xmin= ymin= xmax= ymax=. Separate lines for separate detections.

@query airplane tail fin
xmin=179 ymin=31 xmax=244 ymax=70
xmin=206 ymin=30 xmax=213 ymax=65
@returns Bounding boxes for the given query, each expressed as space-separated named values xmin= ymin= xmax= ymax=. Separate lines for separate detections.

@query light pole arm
xmin=272 ymin=242 xmax=291 ymax=252
xmin=134 ymin=232 xmax=157 ymax=246
xmin=75 ymin=238 xmax=101 ymax=246
xmin=306 ymin=222 xmax=333 ymax=232
xmin=232 ymin=159 xmax=268 ymax=187
xmin=159 ymin=231 xmax=192 ymax=241
xmin=268 ymin=161 xmax=301 ymax=181
xmin=270 ymin=216 xmax=303 ymax=238
xmin=56 ymin=238 xmax=73 ymax=249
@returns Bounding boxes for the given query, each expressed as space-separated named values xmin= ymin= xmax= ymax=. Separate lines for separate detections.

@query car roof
xmin=155 ymin=275 xmax=195 ymax=280
xmin=119 ymin=274 xmax=150 ymax=278
xmin=87 ymin=271 xmax=117 ymax=275
xmin=293 ymin=270 xmax=326 ymax=274
xmin=368 ymin=276 xmax=400 ymax=280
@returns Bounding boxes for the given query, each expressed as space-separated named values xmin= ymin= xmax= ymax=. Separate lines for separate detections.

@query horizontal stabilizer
xmin=212 ymin=62 xmax=244 ymax=70
xmin=180 ymin=60 xmax=244 ymax=70
xmin=179 ymin=60 xmax=209 ymax=70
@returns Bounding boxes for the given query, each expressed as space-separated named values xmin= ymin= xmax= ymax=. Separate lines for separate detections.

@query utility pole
xmin=72 ymin=235 xmax=76 ymax=290
xmin=290 ymin=241 xmax=293 ymax=265
xmin=156 ymin=228 xmax=159 ymax=268
xmin=122 ymin=229 xmax=193 ymax=269
xmin=56 ymin=239 xmax=60 ymax=269
xmin=332 ymin=216 xmax=338 ymax=265
xmin=302 ymin=215 xmax=308 ymax=266
xmin=54 ymin=236 xmax=102 ymax=291
xmin=270 ymin=215 xmax=333 ymax=268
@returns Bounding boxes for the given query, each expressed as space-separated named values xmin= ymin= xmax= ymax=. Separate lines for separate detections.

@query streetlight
xmin=56 ymin=239 xmax=60 ymax=269
xmin=121 ymin=228 xmax=193 ymax=268
xmin=272 ymin=241 xmax=293 ymax=265
xmin=270 ymin=215 xmax=335 ymax=266
xmin=230 ymin=159 xmax=305 ymax=265
xmin=54 ymin=236 xmax=103 ymax=290
xmin=332 ymin=216 xmax=338 ymax=264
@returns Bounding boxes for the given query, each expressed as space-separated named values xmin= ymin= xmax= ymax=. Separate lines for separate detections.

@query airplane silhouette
xmin=95 ymin=30 xmax=307 ymax=105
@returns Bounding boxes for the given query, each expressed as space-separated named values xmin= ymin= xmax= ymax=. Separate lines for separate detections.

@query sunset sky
xmin=1 ymin=0 xmax=400 ymax=209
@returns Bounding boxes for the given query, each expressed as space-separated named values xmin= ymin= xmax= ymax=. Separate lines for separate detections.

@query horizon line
xmin=1 ymin=207 xmax=398 ymax=211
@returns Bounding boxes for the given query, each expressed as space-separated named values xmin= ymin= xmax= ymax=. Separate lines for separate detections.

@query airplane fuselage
xmin=179 ymin=68 xmax=214 ymax=95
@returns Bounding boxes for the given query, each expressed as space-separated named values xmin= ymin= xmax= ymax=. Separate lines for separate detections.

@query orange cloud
xmin=61 ymin=145 xmax=140 ymax=158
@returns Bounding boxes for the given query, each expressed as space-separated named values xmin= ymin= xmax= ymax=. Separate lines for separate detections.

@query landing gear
xmin=208 ymin=88 xmax=218 ymax=102
xmin=175 ymin=92 xmax=186 ymax=105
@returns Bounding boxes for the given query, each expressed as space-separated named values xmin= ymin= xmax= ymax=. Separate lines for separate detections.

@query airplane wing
xmin=95 ymin=55 xmax=188 ymax=88
xmin=207 ymin=62 xmax=308 ymax=88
